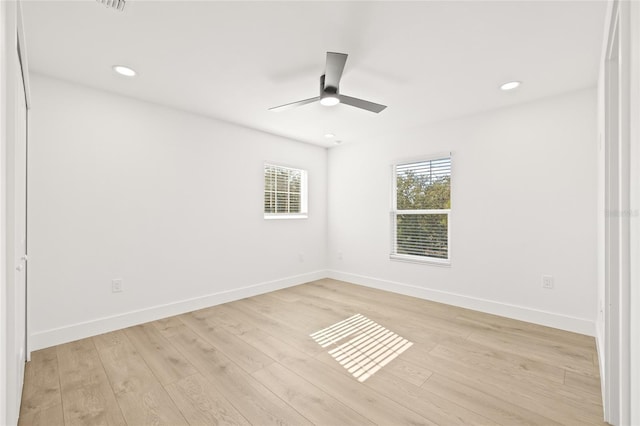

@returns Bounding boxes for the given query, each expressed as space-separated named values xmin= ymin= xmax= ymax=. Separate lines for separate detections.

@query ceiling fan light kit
xmin=320 ymin=95 xmax=340 ymax=106
xmin=270 ymin=52 xmax=387 ymax=113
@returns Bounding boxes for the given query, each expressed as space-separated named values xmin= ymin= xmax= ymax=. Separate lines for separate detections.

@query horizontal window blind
xmin=264 ymin=164 xmax=307 ymax=217
xmin=396 ymin=213 xmax=448 ymax=259
xmin=392 ymin=157 xmax=451 ymax=262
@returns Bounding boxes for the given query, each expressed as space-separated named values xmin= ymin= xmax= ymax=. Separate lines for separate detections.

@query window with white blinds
xmin=264 ymin=163 xmax=308 ymax=219
xmin=391 ymin=156 xmax=451 ymax=263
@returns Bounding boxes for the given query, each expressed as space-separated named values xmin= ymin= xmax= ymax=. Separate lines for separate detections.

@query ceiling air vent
xmin=96 ymin=0 xmax=126 ymax=12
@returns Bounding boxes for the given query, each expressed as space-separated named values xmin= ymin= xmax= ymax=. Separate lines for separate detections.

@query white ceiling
xmin=22 ymin=0 xmax=606 ymax=148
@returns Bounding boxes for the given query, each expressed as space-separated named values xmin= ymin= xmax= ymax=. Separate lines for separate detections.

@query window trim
xmin=390 ymin=154 xmax=452 ymax=266
xmin=263 ymin=162 xmax=308 ymax=220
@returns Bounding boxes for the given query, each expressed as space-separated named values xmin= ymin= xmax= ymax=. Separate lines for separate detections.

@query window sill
xmin=264 ymin=214 xmax=308 ymax=220
xmin=389 ymin=254 xmax=451 ymax=267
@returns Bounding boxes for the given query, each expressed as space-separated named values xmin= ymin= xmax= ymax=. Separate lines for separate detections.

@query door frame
xmin=600 ymin=0 xmax=638 ymax=424
xmin=628 ymin=2 xmax=639 ymax=424
xmin=1 ymin=1 xmax=8 ymax=422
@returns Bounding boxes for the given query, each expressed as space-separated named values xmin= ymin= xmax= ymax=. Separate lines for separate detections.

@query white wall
xmin=328 ymin=88 xmax=598 ymax=335
xmin=28 ymin=74 xmax=328 ymax=350
xmin=27 ymin=73 xmax=599 ymax=352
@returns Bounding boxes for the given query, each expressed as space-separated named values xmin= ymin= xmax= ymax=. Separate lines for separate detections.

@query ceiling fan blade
xmin=269 ymin=96 xmax=320 ymax=112
xmin=338 ymin=94 xmax=387 ymax=113
xmin=324 ymin=52 xmax=348 ymax=90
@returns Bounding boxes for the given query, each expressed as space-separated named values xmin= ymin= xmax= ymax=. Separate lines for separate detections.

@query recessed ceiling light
xmin=113 ymin=65 xmax=137 ymax=77
xmin=500 ymin=81 xmax=521 ymax=91
xmin=324 ymin=133 xmax=335 ymax=139
xmin=320 ymin=95 xmax=340 ymax=107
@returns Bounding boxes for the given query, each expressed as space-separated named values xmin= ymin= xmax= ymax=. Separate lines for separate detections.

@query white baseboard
xmin=327 ymin=270 xmax=596 ymax=336
xmin=30 ymin=270 xmax=327 ymax=351
xmin=30 ymin=268 xmax=597 ymax=352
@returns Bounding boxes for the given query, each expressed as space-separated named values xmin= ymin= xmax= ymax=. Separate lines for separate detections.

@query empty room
xmin=1 ymin=0 xmax=638 ymax=425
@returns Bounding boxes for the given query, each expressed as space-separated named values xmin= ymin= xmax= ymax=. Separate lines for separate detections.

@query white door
xmin=5 ymin=30 xmax=29 ymax=425
xmin=13 ymin=36 xmax=28 ymax=411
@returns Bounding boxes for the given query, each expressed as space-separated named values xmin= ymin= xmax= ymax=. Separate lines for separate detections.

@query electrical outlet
xmin=542 ymin=275 xmax=554 ymax=289
xmin=112 ymin=278 xmax=123 ymax=293
xmin=337 ymin=251 xmax=343 ymax=260
xmin=298 ymin=253 xmax=305 ymax=263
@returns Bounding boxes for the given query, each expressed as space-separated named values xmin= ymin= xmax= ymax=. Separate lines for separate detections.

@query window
xmin=264 ymin=163 xmax=308 ymax=219
xmin=391 ymin=156 xmax=451 ymax=264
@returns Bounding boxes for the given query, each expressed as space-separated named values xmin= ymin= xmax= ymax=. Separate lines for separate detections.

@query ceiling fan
xmin=269 ymin=52 xmax=387 ymax=114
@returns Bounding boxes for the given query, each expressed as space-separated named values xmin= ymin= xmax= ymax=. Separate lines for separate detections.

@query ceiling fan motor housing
xmin=320 ymin=74 xmax=339 ymax=98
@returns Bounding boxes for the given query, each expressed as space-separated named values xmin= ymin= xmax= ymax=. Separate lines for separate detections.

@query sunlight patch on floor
xmin=310 ymin=314 xmax=413 ymax=382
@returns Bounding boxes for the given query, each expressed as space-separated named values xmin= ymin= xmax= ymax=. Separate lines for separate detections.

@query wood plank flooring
xmin=19 ymin=279 xmax=607 ymax=425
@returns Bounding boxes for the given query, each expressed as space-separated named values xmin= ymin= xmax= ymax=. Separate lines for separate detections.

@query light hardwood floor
xmin=19 ymin=279 xmax=607 ymax=425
